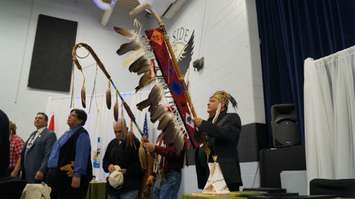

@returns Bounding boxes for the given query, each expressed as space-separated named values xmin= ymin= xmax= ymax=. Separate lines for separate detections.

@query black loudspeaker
xmin=259 ymin=145 xmax=306 ymax=188
xmin=238 ymin=123 xmax=269 ymax=162
xmin=271 ymin=104 xmax=299 ymax=147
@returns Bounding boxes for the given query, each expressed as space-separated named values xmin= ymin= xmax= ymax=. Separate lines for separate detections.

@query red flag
xmin=48 ymin=113 xmax=55 ymax=132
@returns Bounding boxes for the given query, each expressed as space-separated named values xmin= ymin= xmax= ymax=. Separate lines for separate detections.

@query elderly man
xmin=103 ymin=119 xmax=143 ymax=199
xmin=18 ymin=112 xmax=56 ymax=183
xmin=46 ymin=109 xmax=92 ymax=199
xmin=194 ymin=90 xmax=243 ymax=191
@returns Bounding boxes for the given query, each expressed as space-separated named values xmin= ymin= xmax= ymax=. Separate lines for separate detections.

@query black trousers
xmin=227 ymin=183 xmax=240 ymax=192
xmin=46 ymin=169 xmax=89 ymax=199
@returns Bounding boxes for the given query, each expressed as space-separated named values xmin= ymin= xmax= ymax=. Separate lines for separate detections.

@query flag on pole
xmin=142 ymin=112 xmax=148 ymax=139
xmin=48 ymin=113 xmax=55 ymax=132
xmin=145 ymin=28 xmax=199 ymax=148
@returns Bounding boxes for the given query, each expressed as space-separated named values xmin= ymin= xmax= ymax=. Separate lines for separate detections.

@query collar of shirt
xmin=65 ymin=125 xmax=81 ymax=137
xmin=26 ymin=128 xmax=45 ymax=149
xmin=115 ymin=138 xmax=125 ymax=145
xmin=70 ymin=124 xmax=81 ymax=130
xmin=57 ymin=125 xmax=81 ymax=147
xmin=36 ymin=127 xmax=46 ymax=135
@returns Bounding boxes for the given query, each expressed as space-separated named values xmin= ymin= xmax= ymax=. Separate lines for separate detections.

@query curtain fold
xmin=255 ymin=0 xmax=347 ymax=143
xmin=304 ymin=46 xmax=355 ymax=187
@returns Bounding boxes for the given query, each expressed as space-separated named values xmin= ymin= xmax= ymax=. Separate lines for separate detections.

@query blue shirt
xmin=47 ymin=125 xmax=91 ymax=177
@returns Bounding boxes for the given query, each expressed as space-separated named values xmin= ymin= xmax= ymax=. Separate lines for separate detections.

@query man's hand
xmin=146 ymin=175 xmax=154 ymax=186
xmin=60 ymin=162 xmax=74 ymax=177
xmin=108 ymin=164 xmax=115 ymax=173
xmin=10 ymin=170 xmax=18 ymax=177
xmin=143 ymin=143 xmax=155 ymax=153
xmin=34 ymin=171 xmax=44 ymax=180
xmin=11 ymin=158 xmax=21 ymax=177
xmin=194 ymin=117 xmax=203 ymax=127
xmin=71 ymin=176 xmax=81 ymax=188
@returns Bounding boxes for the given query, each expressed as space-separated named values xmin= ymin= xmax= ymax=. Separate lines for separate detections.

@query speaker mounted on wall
xmin=271 ymin=104 xmax=300 ymax=147
xmin=28 ymin=14 xmax=78 ymax=92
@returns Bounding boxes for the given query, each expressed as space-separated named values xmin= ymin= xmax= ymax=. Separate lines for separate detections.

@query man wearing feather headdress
xmin=194 ymin=90 xmax=243 ymax=192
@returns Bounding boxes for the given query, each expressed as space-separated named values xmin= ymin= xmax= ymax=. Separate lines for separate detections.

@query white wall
xmin=165 ymin=0 xmax=264 ymax=123
xmin=0 ymin=0 xmax=145 ymax=139
xmin=163 ymin=0 xmax=265 ymax=193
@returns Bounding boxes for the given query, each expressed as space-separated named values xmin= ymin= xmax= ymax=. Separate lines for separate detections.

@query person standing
xmin=103 ymin=119 xmax=143 ymax=199
xmin=144 ymin=132 xmax=186 ymax=199
xmin=194 ymin=90 xmax=243 ymax=191
xmin=0 ymin=109 xmax=10 ymax=178
xmin=8 ymin=121 xmax=24 ymax=174
xmin=46 ymin=109 xmax=92 ymax=199
xmin=20 ymin=112 xmax=56 ymax=182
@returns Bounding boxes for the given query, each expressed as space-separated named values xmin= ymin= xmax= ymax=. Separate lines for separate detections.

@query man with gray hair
xmin=103 ymin=118 xmax=143 ymax=199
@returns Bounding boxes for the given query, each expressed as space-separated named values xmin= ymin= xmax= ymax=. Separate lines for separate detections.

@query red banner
xmin=145 ymin=28 xmax=199 ymax=148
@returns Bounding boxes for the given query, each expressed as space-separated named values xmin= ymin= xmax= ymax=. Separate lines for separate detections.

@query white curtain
xmin=304 ymin=46 xmax=355 ymax=185
xmin=45 ymin=89 xmax=159 ymax=181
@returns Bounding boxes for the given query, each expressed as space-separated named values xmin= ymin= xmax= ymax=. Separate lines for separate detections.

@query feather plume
xmin=106 ymin=81 xmax=112 ymax=109
xmin=80 ymin=82 xmax=86 ymax=108
xmin=228 ymin=94 xmax=238 ymax=111
xmin=113 ymin=26 xmax=136 ymax=38
xmin=175 ymin=132 xmax=185 ymax=153
xmin=135 ymin=71 xmax=154 ymax=91
xmin=113 ymin=94 xmax=119 ymax=121
xmin=126 ymin=120 xmax=137 ymax=149
xmin=136 ymin=63 xmax=151 ymax=75
xmin=136 ymin=99 xmax=150 ymax=111
xmin=158 ymin=113 xmax=173 ymax=130
xmin=129 ymin=3 xmax=151 ymax=17
xmin=149 ymin=105 xmax=166 ymax=123
xmin=129 ymin=56 xmax=149 ymax=73
xmin=148 ymin=85 xmax=162 ymax=106
xmin=138 ymin=144 xmax=147 ymax=169
xmin=116 ymin=39 xmax=141 ymax=55
xmin=164 ymin=122 xmax=178 ymax=144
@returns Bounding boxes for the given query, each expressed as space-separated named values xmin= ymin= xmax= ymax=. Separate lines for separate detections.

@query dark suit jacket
xmin=21 ymin=128 xmax=56 ymax=182
xmin=195 ymin=111 xmax=243 ymax=190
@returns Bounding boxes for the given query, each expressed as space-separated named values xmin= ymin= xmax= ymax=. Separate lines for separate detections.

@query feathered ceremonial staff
xmin=118 ymin=3 xmax=199 ymax=149
xmin=114 ymin=29 xmax=187 ymax=152
xmin=72 ymin=42 xmax=144 ymax=136
xmin=130 ymin=3 xmax=198 ymax=118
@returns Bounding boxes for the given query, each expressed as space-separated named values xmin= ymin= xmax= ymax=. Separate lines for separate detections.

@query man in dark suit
xmin=19 ymin=112 xmax=56 ymax=183
xmin=194 ymin=90 xmax=243 ymax=191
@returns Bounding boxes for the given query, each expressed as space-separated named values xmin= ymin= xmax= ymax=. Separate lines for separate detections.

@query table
xmin=86 ymin=181 xmax=107 ymax=199
xmin=182 ymin=192 xmax=343 ymax=199
xmin=182 ymin=191 xmax=264 ymax=199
